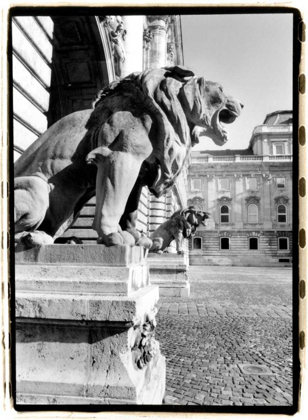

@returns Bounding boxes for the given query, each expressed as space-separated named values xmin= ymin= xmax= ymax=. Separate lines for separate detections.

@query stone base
xmin=147 ymin=253 xmax=190 ymax=298
xmin=15 ymin=245 xmax=166 ymax=405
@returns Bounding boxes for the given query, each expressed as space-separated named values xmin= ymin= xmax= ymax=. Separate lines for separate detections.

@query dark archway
xmin=48 ymin=16 xmax=114 ymax=126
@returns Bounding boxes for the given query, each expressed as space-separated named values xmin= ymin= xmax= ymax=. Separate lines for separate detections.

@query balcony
xmin=190 ymin=155 xmax=293 ymax=164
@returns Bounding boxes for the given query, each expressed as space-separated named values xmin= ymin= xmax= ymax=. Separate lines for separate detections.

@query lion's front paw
xmin=97 ymin=232 xmax=124 ymax=246
xmin=136 ymin=235 xmax=153 ymax=249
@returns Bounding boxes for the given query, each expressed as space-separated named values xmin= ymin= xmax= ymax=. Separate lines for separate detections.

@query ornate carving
xmin=167 ymin=42 xmax=175 ymax=61
xmin=247 ymin=231 xmax=262 ymax=237
xmin=99 ymin=16 xmax=113 ymax=27
xmin=132 ymin=308 xmax=159 ymax=370
xmin=219 ymin=231 xmax=232 ymax=237
xmin=109 ymin=16 xmax=127 ymax=78
xmin=143 ymin=28 xmax=153 ymax=44
xmin=262 ymin=173 xmax=272 ymax=181
xmin=218 ymin=196 xmax=232 ymax=203
xmin=245 ymin=195 xmax=261 ymax=205
xmin=274 ymin=195 xmax=289 ymax=205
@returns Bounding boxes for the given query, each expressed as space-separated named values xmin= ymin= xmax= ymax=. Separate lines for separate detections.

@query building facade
xmin=12 ymin=13 xmax=188 ymax=245
xmin=187 ymin=110 xmax=293 ymax=266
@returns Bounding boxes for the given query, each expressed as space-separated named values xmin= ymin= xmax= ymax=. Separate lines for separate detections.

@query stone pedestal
xmin=15 ymin=245 xmax=166 ymax=405
xmin=147 ymin=253 xmax=190 ymax=298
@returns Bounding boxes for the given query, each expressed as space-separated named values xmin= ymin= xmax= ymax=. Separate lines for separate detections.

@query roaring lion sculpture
xmin=14 ymin=66 xmax=242 ymax=248
xmin=150 ymin=206 xmax=210 ymax=254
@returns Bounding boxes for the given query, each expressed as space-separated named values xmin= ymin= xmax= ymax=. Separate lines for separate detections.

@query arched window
xmin=248 ymin=204 xmax=258 ymax=224
xmin=220 ymin=205 xmax=230 ymax=223
xmin=277 ymin=205 xmax=287 ymax=223
xmin=192 ymin=237 xmax=202 ymax=250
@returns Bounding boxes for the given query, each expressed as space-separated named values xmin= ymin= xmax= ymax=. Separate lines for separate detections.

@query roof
xmin=263 ymin=110 xmax=293 ymax=125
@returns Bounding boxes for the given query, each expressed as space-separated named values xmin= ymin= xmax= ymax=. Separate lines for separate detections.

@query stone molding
xmin=276 ymin=230 xmax=292 ymax=237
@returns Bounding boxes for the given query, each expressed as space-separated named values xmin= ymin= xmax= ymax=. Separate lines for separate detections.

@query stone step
xmin=71 ymin=218 xmax=93 ymax=227
xmin=62 ymin=228 xmax=98 ymax=238
xmin=15 ymin=264 xmax=149 ymax=295
xmin=15 ymin=244 xmax=146 ymax=267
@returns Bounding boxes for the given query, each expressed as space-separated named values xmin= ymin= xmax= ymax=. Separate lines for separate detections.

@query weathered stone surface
xmin=15 ymin=245 xmax=165 ymax=405
xmin=14 ymin=66 xmax=242 ymax=249
xmin=148 ymin=253 xmax=190 ymax=298
xmin=15 ymin=244 xmax=146 ymax=266
xmin=16 ymin=318 xmax=166 ymax=404
xmin=16 ymin=264 xmax=149 ymax=295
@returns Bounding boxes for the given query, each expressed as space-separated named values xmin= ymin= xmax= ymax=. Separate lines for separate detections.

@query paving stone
xmin=156 ymin=266 xmax=293 ymax=408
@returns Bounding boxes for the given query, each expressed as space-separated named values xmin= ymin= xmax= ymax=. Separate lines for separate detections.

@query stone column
xmin=122 ymin=16 xmax=144 ymax=77
xmin=147 ymin=15 xmax=169 ymax=68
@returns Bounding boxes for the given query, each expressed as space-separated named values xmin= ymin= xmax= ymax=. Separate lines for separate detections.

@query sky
xmin=181 ymin=13 xmax=293 ymax=151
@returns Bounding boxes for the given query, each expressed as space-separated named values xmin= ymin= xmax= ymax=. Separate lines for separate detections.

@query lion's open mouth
xmin=211 ymin=100 xmax=242 ymax=146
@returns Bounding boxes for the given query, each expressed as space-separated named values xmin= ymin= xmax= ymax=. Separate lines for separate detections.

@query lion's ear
xmin=166 ymin=66 xmax=195 ymax=82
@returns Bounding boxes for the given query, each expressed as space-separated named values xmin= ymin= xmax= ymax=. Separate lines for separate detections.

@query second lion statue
xmin=150 ymin=206 xmax=210 ymax=254
xmin=14 ymin=66 xmax=242 ymax=248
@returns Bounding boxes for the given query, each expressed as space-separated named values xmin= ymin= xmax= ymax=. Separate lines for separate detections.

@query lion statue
xmin=150 ymin=206 xmax=210 ymax=255
xmin=14 ymin=66 xmax=242 ymax=249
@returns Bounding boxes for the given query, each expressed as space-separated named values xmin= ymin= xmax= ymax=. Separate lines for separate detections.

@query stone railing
xmin=190 ymin=155 xmax=293 ymax=164
xmin=252 ymin=124 xmax=293 ymax=134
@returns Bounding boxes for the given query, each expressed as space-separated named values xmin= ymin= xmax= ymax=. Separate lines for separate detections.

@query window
xmin=277 ymin=205 xmax=287 ymax=223
xmin=220 ymin=237 xmax=230 ymax=250
xmin=247 ymin=177 xmax=258 ymax=190
xmin=273 ymin=143 xmax=285 ymax=155
xmin=248 ymin=204 xmax=258 ymax=224
xmin=220 ymin=205 xmax=230 ymax=223
xmin=249 ymin=237 xmax=259 ymax=250
xmin=192 ymin=237 xmax=202 ymax=250
xmin=218 ymin=178 xmax=230 ymax=191
xmin=277 ymin=178 xmax=286 ymax=189
xmin=278 ymin=237 xmax=289 ymax=250
xmin=191 ymin=178 xmax=201 ymax=191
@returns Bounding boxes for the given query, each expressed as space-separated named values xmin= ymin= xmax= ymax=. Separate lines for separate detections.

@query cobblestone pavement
xmin=155 ymin=266 xmax=294 ymax=407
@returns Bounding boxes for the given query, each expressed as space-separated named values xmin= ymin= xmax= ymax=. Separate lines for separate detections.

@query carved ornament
xmin=218 ymin=196 xmax=232 ymax=203
xmin=219 ymin=231 xmax=232 ymax=237
xmin=167 ymin=42 xmax=175 ymax=60
xmin=274 ymin=195 xmax=289 ymax=205
xmin=131 ymin=308 xmax=159 ymax=370
xmin=276 ymin=231 xmax=292 ymax=237
xmin=247 ymin=231 xmax=262 ymax=237
xmin=245 ymin=195 xmax=260 ymax=205
xmin=143 ymin=28 xmax=153 ymax=44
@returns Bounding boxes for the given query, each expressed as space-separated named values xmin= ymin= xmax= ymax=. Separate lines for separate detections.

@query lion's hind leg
xmin=14 ymin=176 xmax=50 ymax=237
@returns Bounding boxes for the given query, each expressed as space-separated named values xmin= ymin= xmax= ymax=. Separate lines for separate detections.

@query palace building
xmin=187 ymin=110 xmax=293 ymax=266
